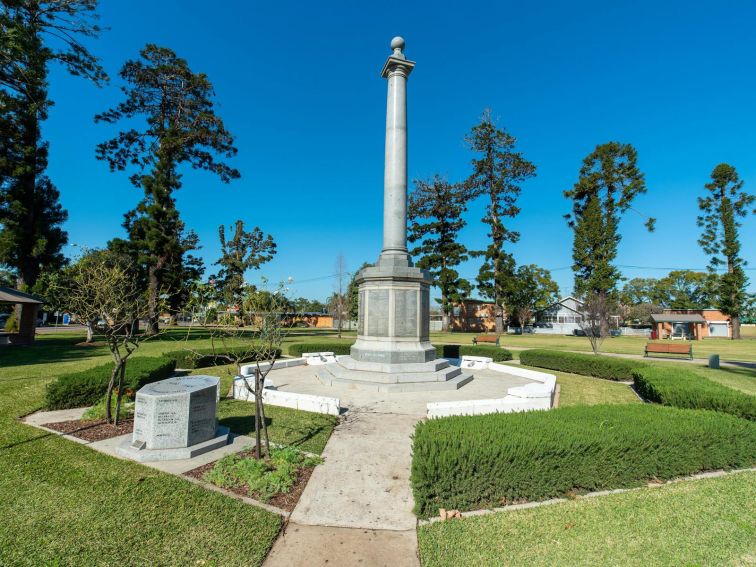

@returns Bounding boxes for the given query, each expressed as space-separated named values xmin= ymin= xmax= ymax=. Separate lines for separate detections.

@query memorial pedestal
xmin=116 ymin=375 xmax=229 ymax=463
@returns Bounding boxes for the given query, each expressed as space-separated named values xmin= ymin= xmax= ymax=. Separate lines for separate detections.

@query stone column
xmin=349 ymin=37 xmax=435 ymax=366
xmin=379 ymin=37 xmax=415 ymax=267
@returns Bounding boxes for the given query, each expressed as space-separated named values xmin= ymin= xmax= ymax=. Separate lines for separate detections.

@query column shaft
xmin=382 ymin=70 xmax=408 ymax=259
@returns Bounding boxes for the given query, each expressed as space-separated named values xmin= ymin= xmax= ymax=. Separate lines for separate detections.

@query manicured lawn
xmin=417 ymin=471 xmax=756 ymax=567
xmin=429 ymin=331 xmax=756 ymax=362
xmin=0 ymin=331 xmax=338 ymax=565
xmin=551 ymin=369 xmax=639 ymax=406
xmin=217 ymin=399 xmax=337 ymax=455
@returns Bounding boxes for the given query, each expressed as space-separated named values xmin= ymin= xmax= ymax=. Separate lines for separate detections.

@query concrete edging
xmin=417 ymin=467 xmax=756 ymax=526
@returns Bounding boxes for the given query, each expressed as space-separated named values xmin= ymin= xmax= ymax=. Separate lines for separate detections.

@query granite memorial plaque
xmin=367 ymin=289 xmax=389 ymax=336
xmin=117 ymin=375 xmax=229 ymax=462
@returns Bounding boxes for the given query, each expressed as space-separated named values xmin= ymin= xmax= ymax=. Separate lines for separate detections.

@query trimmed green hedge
xmin=633 ymin=366 xmax=756 ymax=421
xmin=163 ymin=347 xmax=282 ymax=369
xmin=45 ymin=357 xmax=176 ymax=410
xmin=519 ymin=349 xmax=643 ymax=381
xmin=287 ymin=342 xmax=353 ymax=357
xmin=411 ymin=404 xmax=755 ymax=517
xmin=435 ymin=344 xmax=513 ymax=362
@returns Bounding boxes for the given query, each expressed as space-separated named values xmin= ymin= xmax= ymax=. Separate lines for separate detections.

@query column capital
xmin=380 ymin=36 xmax=415 ymax=78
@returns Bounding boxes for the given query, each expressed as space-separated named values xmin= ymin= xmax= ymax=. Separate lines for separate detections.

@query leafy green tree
xmin=0 ymin=1 xmax=106 ymax=288
xmin=697 ymin=163 xmax=755 ymax=339
xmin=215 ymin=220 xmax=276 ymax=324
xmin=95 ymin=44 xmax=239 ymax=334
xmin=620 ymin=277 xmax=659 ymax=305
xmin=505 ymin=264 xmax=560 ymax=328
xmin=465 ymin=109 xmax=536 ymax=332
xmin=291 ymin=297 xmax=327 ymax=313
xmin=347 ymin=262 xmax=372 ymax=321
xmin=408 ymin=175 xmax=471 ymax=331
xmin=655 ymin=270 xmax=718 ymax=309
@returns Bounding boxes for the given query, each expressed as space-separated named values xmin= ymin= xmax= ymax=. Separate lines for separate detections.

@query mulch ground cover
xmin=43 ymin=418 xmax=134 ymax=442
xmin=183 ymin=449 xmax=314 ymax=512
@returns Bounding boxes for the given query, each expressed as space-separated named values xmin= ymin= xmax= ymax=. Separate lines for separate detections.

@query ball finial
xmin=390 ymin=36 xmax=405 ymax=53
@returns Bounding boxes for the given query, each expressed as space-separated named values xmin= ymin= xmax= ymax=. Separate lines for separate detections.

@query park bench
xmin=472 ymin=334 xmax=500 ymax=346
xmin=644 ymin=342 xmax=693 ymax=360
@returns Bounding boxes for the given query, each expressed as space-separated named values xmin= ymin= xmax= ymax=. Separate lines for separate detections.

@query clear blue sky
xmin=44 ymin=0 xmax=756 ymax=301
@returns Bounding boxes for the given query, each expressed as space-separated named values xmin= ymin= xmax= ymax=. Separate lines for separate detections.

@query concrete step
xmin=315 ymin=367 xmax=474 ymax=393
xmin=337 ymin=356 xmax=450 ymax=374
xmin=323 ymin=363 xmax=462 ymax=384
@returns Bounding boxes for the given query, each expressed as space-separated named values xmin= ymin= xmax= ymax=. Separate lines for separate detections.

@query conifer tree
xmin=697 ymin=163 xmax=755 ymax=339
xmin=214 ymin=220 xmax=276 ymax=323
xmin=565 ymin=142 xmax=654 ymax=300
xmin=464 ymin=109 xmax=536 ymax=332
xmin=96 ymin=44 xmax=239 ymax=334
xmin=408 ymin=175 xmax=471 ymax=331
xmin=0 ymin=1 xmax=106 ymax=288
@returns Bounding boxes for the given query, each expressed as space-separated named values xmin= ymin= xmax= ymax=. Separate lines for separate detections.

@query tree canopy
xmin=95 ymin=44 xmax=239 ymax=333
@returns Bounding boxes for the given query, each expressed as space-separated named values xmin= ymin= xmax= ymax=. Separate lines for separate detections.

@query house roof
xmin=650 ymin=313 xmax=705 ymax=323
xmin=536 ymin=296 xmax=585 ymax=315
xmin=0 ymin=286 xmax=44 ymax=305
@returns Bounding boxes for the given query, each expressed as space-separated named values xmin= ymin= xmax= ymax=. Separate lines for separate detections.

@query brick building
xmin=650 ymin=309 xmax=731 ymax=340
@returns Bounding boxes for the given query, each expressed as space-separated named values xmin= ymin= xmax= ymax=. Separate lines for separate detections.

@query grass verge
xmin=417 ymin=470 xmax=756 ymax=566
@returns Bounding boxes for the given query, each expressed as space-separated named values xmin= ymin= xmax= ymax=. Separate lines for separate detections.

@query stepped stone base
xmin=314 ymin=355 xmax=473 ymax=393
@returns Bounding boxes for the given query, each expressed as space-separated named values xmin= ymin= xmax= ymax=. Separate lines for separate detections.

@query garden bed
xmin=184 ymin=448 xmax=317 ymax=512
xmin=43 ymin=418 xmax=134 ymax=442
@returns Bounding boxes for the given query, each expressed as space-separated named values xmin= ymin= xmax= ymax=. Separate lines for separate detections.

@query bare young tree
xmin=579 ymin=292 xmax=611 ymax=354
xmin=331 ymin=254 xmax=348 ymax=338
xmin=183 ymin=278 xmax=289 ymax=459
xmin=56 ymin=250 xmax=153 ymax=424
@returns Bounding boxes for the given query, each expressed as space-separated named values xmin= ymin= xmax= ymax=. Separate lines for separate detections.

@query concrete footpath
xmin=264 ymin=411 xmax=421 ymax=567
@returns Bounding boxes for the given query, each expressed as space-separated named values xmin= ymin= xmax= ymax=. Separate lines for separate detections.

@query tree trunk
xmin=732 ymin=315 xmax=741 ymax=340
xmin=494 ymin=304 xmax=504 ymax=334
xmin=146 ymin=265 xmax=160 ymax=335
xmin=113 ymin=363 xmax=126 ymax=426
xmin=85 ymin=321 xmax=95 ymax=343
xmin=105 ymin=355 xmax=122 ymax=424
xmin=441 ymin=311 xmax=450 ymax=333
xmin=258 ymin=370 xmax=271 ymax=457
xmin=253 ymin=368 xmax=262 ymax=459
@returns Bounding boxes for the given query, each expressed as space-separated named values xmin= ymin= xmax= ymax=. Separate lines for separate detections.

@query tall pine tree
xmin=464 ymin=109 xmax=536 ymax=332
xmin=0 ymin=1 xmax=106 ymax=288
xmin=95 ymin=44 xmax=239 ymax=334
xmin=565 ymin=142 xmax=654 ymax=300
xmin=408 ymin=175 xmax=471 ymax=331
xmin=697 ymin=163 xmax=755 ymax=339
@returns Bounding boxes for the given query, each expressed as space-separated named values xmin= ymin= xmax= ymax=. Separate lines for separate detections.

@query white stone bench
xmin=460 ymin=355 xmax=493 ymax=370
xmin=302 ymin=352 xmax=337 ymax=365
xmin=233 ymin=377 xmax=341 ymax=416
xmin=427 ymin=395 xmax=551 ymax=418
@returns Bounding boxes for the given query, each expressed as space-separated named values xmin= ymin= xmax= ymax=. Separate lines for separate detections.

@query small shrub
xmin=45 ymin=356 xmax=176 ymax=410
xmin=4 ymin=311 xmax=18 ymax=332
xmin=287 ymin=342 xmax=353 ymax=357
xmin=519 ymin=349 xmax=643 ymax=381
xmin=633 ymin=366 xmax=756 ymax=420
xmin=204 ymin=446 xmax=322 ymax=501
xmin=82 ymin=397 xmax=135 ymax=421
xmin=411 ymin=403 xmax=755 ymax=517
xmin=162 ymin=346 xmax=282 ymax=369
xmin=435 ymin=344 xmax=513 ymax=362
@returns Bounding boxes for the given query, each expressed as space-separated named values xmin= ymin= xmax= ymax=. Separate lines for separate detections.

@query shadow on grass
xmin=219 ymin=410 xmax=333 ymax=451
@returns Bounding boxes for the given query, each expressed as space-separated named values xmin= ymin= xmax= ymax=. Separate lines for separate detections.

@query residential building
xmin=534 ymin=296 xmax=585 ymax=335
xmin=650 ymin=309 xmax=731 ymax=340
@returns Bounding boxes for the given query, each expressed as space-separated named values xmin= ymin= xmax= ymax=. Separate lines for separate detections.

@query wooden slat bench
xmin=644 ymin=342 xmax=693 ymax=360
xmin=472 ymin=335 xmax=500 ymax=346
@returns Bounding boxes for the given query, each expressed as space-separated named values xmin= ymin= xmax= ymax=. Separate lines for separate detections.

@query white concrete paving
xmin=264 ymin=363 xmax=534 ymax=416
xmin=291 ymin=411 xmax=418 ymax=531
